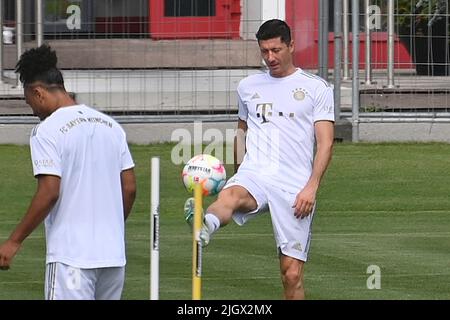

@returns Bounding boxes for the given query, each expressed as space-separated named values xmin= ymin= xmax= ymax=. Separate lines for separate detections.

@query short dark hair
xmin=15 ymin=44 xmax=64 ymax=87
xmin=255 ymin=19 xmax=292 ymax=45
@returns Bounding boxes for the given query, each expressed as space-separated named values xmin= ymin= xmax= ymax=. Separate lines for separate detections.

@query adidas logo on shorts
xmin=291 ymin=242 xmax=303 ymax=252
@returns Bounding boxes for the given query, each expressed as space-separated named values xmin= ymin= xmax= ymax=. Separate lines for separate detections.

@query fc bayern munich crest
xmin=293 ymin=88 xmax=307 ymax=101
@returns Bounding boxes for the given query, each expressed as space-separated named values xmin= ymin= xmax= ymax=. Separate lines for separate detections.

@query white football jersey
xmin=237 ymin=68 xmax=334 ymax=193
xmin=30 ymin=105 xmax=134 ymax=268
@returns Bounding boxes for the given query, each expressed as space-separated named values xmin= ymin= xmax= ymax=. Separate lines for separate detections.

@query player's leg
xmin=185 ymin=185 xmax=257 ymax=246
xmin=45 ymin=262 xmax=96 ymax=300
xmin=201 ymin=185 xmax=258 ymax=246
xmin=185 ymin=172 xmax=267 ymax=246
xmin=206 ymin=185 xmax=257 ymax=226
xmin=204 ymin=171 xmax=270 ymax=232
xmin=279 ymin=254 xmax=305 ymax=300
xmin=266 ymin=187 xmax=315 ymax=300
xmin=95 ymin=266 xmax=125 ymax=300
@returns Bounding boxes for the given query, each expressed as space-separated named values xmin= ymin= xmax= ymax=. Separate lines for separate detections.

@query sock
xmin=204 ymin=213 xmax=220 ymax=235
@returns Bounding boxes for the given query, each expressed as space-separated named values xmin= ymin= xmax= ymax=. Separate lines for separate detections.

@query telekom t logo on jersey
xmin=256 ymin=103 xmax=296 ymax=124
xmin=256 ymin=103 xmax=273 ymax=124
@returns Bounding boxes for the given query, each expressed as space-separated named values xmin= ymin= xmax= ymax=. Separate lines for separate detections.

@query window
xmin=164 ymin=0 xmax=215 ymax=17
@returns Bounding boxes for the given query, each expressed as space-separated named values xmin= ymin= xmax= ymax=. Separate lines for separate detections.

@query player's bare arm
xmin=293 ymin=120 xmax=334 ymax=218
xmin=0 ymin=175 xmax=60 ymax=270
xmin=121 ymin=168 xmax=137 ymax=221
xmin=234 ymin=119 xmax=247 ymax=172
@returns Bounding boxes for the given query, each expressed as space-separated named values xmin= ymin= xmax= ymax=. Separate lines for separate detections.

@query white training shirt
xmin=237 ymin=68 xmax=334 ymax=193
xmin=30 ymin=104 xmax=135 ymax=268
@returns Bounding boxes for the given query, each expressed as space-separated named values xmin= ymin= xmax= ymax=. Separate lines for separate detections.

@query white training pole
xmin=150 ymin=157 xmax=160 ymax=300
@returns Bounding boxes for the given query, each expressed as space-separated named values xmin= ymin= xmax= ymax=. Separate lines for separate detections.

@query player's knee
xmin=282 ymin=266 xmax=302 ymax=286
xmin=219 ymin=186 xmax=256 ymax=211
xmin=206 ymin=189 xmax=240 ymax=223
xmin=281 ymin=261 xmax=305 ymax=294
xmin=216 ymin=188 xmax=242 ymax=209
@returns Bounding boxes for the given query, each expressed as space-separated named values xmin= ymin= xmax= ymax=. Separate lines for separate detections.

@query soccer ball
xmin=182 ymin=154 xmax=227 ymax=196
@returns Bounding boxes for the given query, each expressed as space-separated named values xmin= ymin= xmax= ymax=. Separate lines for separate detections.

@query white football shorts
xmin=225 ymin=172 xmax=315 ymax=262
xmin=45 ymin=262 xmax=125 ymax=300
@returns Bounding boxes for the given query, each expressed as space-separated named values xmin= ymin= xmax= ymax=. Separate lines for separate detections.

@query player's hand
xmin=0 ymin=240 xmax=21 ymax=270
xmin=292 ymin=185 xmax=317 ymax=219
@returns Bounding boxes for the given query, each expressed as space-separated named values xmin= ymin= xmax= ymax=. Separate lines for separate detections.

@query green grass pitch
xmin=0 ymin=143 xmax=449 ymax=299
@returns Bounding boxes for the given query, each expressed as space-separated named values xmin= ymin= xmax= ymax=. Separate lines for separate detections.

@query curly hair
xmin=15 ymin=44 xmax=64 ymax=87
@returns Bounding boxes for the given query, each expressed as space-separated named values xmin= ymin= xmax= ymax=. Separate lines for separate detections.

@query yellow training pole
xmin=192 ymin=183 xmax=203 ymax=300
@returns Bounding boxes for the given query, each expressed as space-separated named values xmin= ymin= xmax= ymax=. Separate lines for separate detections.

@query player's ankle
xmin=204 ymin=213 xmax=220 ymax=234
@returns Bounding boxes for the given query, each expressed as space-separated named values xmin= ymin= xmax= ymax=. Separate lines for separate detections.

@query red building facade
xmin=7 ymin=0 xmax=414 ymax=70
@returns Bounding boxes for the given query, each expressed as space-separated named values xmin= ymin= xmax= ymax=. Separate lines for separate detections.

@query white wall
xmin=261 ymin=0 xmax=285 ymax=21
xmin=241 ymin=0 xmax=285 ymax=40
xmin=5 ymin=122 xmax=450 ymax=145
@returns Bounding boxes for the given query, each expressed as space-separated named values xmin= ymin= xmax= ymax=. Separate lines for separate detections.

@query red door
xmin=285 ymin=0 xmax=413 ymax=69
xmin=149 ymin=0 xmax=240 ymax=39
